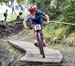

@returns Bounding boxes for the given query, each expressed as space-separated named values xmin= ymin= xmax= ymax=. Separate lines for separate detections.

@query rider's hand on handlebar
xmin=44 ymin=22 xmax=49 ymax=25
xmin=25 ymin=26 xmax=29 ymax=29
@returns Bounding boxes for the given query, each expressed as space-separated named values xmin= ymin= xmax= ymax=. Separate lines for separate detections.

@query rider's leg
xmin=33 ymin=29 xmax=38 ymax=47
xmin=34 ymin=31 xmax=46 ymax=47
xmin=32 ymin=24 xmax=38 ymax=47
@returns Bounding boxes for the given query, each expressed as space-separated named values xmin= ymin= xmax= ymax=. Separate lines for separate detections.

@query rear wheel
xmin=37 ymin=32 xmax=45 ymax=58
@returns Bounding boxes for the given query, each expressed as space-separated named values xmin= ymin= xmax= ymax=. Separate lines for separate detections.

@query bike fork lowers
xmin=37 ymin=32 xmax=45 ymax=58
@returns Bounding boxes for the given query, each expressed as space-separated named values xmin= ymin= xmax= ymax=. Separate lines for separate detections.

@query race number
xmin=34 ymin=25 xmax=41 ymax=31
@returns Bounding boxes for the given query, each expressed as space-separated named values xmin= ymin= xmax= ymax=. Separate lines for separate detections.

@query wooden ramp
xmin=8 ymin=40 xmax=63 ymax=63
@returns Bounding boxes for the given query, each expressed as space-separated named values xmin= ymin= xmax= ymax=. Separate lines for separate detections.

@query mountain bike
xmin=34 ymin=24 xmax=45 ymax=58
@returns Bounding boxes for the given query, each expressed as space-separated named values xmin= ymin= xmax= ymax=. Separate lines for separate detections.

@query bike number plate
xmin=34 ymin=25 xmax=41 ymax=31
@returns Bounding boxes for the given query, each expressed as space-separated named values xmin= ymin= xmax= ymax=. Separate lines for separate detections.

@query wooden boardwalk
xmin=8 ymin=40 xmax=63 ymax=63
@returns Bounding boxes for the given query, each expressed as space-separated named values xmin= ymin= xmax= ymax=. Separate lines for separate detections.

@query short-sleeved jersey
xmin=25 ymin=9 xmax=46 ymax=25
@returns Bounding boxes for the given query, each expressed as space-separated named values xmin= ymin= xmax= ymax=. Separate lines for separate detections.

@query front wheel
xmin=37 ymin=32 xmax=45 ymax=58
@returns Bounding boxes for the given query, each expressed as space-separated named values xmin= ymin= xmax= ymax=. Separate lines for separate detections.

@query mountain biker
xmin=23 ymin=5 xmax=49 ymax=47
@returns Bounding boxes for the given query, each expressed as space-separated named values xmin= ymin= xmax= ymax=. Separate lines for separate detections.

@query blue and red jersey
xmin=25 ymin=9 xmax=46 ymax=25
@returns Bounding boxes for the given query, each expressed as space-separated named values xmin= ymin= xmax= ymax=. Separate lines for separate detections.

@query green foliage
xmin=59 ymin=0 xmax=75 ymax=32
xmin=43 ymin=23 xmax=70 ymax=43
xmin=63 ymin=32 xmax=75 ymax=47
xmin=29 ymin=0 xmax=70 ymax=20
xmin=61 ymin=4 xmax=75 ymax=23
xmin=7 ymin=12 xmax=27 ymax=22
xmin=7 ymin=14 xmax=17 ymax=22
xmin=0 ymin=0 xmax=2 ymax=2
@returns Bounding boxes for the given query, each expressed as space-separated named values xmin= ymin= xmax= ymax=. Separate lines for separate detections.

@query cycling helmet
xmin=28 ymin=5 xmax=36 ymax=14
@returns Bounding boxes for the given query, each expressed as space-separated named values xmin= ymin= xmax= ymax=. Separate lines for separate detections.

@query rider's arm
xmin=23 ymin=16 xmax=29 ymax=28
xmin=44 ymin=14 xmax=49 ymax=24
xmin=36 ymin=9 xmax=49 ymax=24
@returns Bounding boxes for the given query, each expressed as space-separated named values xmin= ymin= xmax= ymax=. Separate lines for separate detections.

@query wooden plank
xmin=20 ymin=47 xmax=62 ymax=62
xmin=8 ymin=40 xmax=63 ymax=63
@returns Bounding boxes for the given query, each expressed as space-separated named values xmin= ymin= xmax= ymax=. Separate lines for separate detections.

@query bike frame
xmin=33 ymin=24 xmax=45 ymax=58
